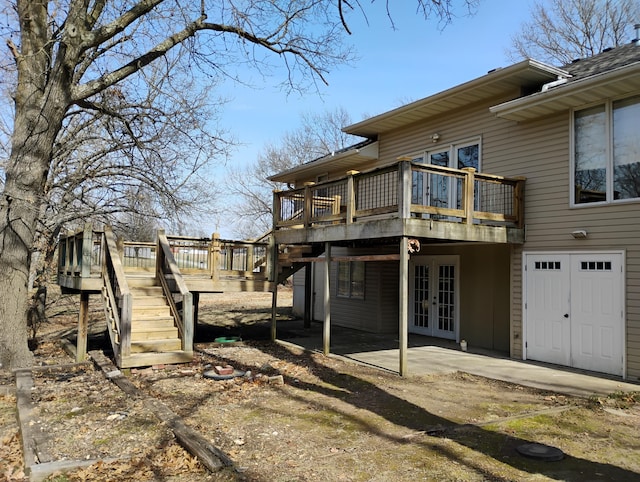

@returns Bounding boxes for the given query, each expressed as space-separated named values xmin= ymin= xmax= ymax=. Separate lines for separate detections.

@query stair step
xmin=136 ymin=305 xmax=167 ymax=315
xmin=131 ymin=339 xmax=182 ymax=353
xmin=130 ymin=295 xmax=168 ymax=306
xmin=131 ymin=286 xmax=164 ymax=296
xmin=126 ymin=276 xmax=158 ymax=288
xmin=130 ymin=327 xmax=179 ymax=341
xmin=132 ymin=316 xmax=176 ymax=328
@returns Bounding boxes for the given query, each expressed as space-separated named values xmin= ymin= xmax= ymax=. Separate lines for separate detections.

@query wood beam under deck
xmin=57 ymin=274 xmax=102 ymax=293
xmin=274 ymin=217 xmax=525 ymax=247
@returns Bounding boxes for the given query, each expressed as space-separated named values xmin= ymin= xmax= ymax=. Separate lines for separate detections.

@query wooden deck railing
xmin=274 ymin=160 xmax=525 ymax=229
xmin=57 ymin=225 xmax=104 ymax=278
xmin=58 ymin=227 xmax=274 ymax=288
xmin=102 ymin=226 xmax=132 ymax=361
xmin=157 ymin=231 xmax=193 ymax=354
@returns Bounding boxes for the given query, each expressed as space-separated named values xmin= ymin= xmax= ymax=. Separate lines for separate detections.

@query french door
xmin=409 ymin=256 xmax=459 ymax=340
xmin=411 ymin=141 xmax=480 ymax=215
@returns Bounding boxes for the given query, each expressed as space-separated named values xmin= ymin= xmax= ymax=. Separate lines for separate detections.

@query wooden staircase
xmin=277 ymin=244 xmax=324 ymax=282
xmin=128 ymin=276 xmax=182 ymax=354
xmin=105 ymin=274 xmax=192 ymax=368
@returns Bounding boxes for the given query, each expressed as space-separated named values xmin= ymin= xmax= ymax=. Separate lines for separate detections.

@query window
xmin=534 ymin=261 xmax=561 ymax=271
xmin=337 ymin=261 xmax=365 ymax=299
xmin=573 ymin=95 xmax=640 ymax=204
xmin=410 ymin=138 xmax=481 ymax=211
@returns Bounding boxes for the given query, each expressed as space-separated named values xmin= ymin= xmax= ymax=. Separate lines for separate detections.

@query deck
xmin=56 ymin=227 xmax=282 ymax=368
xmin=273 ymin=160 xmax=525 ymax=245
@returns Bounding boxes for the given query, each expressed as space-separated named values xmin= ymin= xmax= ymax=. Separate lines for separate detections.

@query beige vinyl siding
xmin=415 ymin=244 xmax=511 ymax=352
xmin=493 ymin=110 xmax=640 ymax=380
xmin=371 ymin=93 xmax=640 ymax=378
xmin=377 ymin=93 xmax=520 ymax=166
xmin=510 ymin=246 xmax=523 ymax=358
xmin=328 ymin=247 xmax=399 ymax=334
xmin=378 ymin=262 xmax=400 ymax=332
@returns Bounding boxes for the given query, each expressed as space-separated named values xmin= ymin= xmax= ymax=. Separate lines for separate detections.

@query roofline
xmin=268 ymin=140 xmax=378 ymax=183
xmin=344 ymin=59 xmax=569 ymax=135
xmin=490 ymin=61 xmax=640 ymax=117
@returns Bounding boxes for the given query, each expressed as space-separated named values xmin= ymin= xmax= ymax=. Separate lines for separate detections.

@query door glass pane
xmin=413 ymin=265 xmax=429 ymax=328
xmin=457 ymin=144 xmax=479 ymax=170
xmin=613 ymin=96 xmax=640 ymax=200
xmin=456 ymin=144 xmax=480 ymax=209
xmin=438 ymin=265 xmax=455 ymax=333
xmin=575 ymin=105 xmax=607 ymax=203
xmin=429 ymin=151 xmax=450 ymax=212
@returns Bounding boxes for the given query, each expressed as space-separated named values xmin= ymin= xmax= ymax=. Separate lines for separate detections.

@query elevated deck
xmin=273 ymin=160 xmax=525 ymax=246
xmin=57 ymin=227 xmax=285 ymax=369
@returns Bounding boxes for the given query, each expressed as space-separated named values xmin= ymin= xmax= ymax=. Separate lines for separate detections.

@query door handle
xmin=563 ymin=313 xmax=569 ymax=318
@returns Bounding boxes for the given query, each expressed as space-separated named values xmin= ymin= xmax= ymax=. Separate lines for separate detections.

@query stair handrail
xmin=102 ymin=226 xmax=132 ymax=362
xmin=156 ymin=230 xmax=193 ymax=354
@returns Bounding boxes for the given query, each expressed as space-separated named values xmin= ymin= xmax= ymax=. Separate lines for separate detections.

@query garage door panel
xmin=525 ymin=252 xmax=623 ymax=377
xmin=525 ymin=255 xmax=570 ymax=366
xmin=571 ymin=254 xmax=623 ymax=376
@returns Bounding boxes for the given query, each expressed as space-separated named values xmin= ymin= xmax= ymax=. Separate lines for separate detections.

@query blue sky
xmin=210 ymin=0 xmax=539 ymax=235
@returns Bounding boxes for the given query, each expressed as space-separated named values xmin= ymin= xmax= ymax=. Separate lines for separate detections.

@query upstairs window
xmin=573 ymin=95 xmax=640 ymax=204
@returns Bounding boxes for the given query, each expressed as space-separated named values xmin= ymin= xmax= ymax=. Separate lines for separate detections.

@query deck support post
xmin=77 ymin=292 xmax=89 ymax=362
xmin=271 ymin=283 xmax=278 ymax=342
xmin=192 ymin=292 xmax=200 ymax=338
xmin=304 ymin=263 xmax=312 ymax=328
xmin=270 ymin=233 xmax=279 ymax=342
xmin=323 ymin=242 xmax=331 ymax=355
xmin=399 ymin=237 xmax=409 ymax=376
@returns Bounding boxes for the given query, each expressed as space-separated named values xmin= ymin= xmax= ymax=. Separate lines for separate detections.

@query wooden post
xmin=303 ymin=182 xmax=314 ymax=227
xmin=155 ymin=229 xmax=165 ymax=280
xmin=323 ymin=242 xmax=331 ymax=356
xmin=304 ymin=263 xmax=312 ymax=328
xmin=398 ymin=160 xmax=412 ymax=219
xmin=81 ymin=224 xmax=93 ymax=278
xmin=462 ymin=167 xmax=476 ymax=225
xmin=399 ymin=237 xmax=409 ymax=376
xmin=76 ymin=292 xmax=89 ymax=362
xmin=192 ymin=291 xmax=200 ymax=337
xmin=514 ymin=177 xmax=526 ymax=228
xmin=346 ymin=170 xmax=359 ymax=224
xmin=211 ymin=233 xmax=220 ymax=281
xmin=247 ymin=243 xmax=254 ymax=273
xmin=271 ymin=283 xmax=278 ymax=342
xmin=272 ymin=190 xmax=282 ymax=230
xmin=270 ymin=234 xmax=279 ymax=341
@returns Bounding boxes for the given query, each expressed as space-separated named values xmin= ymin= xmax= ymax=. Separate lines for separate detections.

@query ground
xmin=1 ymin=288 xmax=640 ymax=481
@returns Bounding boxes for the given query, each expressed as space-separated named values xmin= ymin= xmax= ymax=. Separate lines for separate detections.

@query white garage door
xmin=524 ymin=252 xmax=624 ymax=376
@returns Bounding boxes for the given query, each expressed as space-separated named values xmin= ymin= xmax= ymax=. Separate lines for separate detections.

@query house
xmin=270 ymin=36 xmax=640 ymax=380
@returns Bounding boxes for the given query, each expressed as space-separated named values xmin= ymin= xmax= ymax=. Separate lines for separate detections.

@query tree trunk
xmin=0 ymin=1 xmax=76 ymax=369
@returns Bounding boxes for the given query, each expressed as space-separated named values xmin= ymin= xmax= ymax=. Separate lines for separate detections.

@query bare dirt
xmin=2 ymin=288 xmax=640 ymax=482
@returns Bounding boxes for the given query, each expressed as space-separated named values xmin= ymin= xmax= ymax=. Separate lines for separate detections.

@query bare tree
xmin=0 ymin=0 xmax=477 ymax=369
xmin=508 ymin=0 xmax=640 ymax=65
xmin=226 ymin=107 xmax=362 ymax=238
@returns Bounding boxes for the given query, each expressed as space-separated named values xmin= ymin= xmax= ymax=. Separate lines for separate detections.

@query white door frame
xmin=522 ymin=250 xmax=626 ymax=378
xmin=409 ymin=255 xmax=460 ymax=341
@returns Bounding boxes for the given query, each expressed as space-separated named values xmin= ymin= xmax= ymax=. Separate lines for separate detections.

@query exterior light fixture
xmin=571 ymin=230 xmax=588 ymax=239
xmin=431 ymin=133 xmax=440 ymax=143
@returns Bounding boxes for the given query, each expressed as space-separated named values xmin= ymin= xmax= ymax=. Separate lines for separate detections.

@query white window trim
xmin=410 ymin=136 xmax=482 ymax=171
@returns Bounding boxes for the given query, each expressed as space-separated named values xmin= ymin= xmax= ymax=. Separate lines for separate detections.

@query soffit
xmin=490 ymin=62 xmax=640 ymax=121
xmin=269 ymin=142 xmax=379 ymax=185
xmin=344 ymin=60 xmax=566 ymax=138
